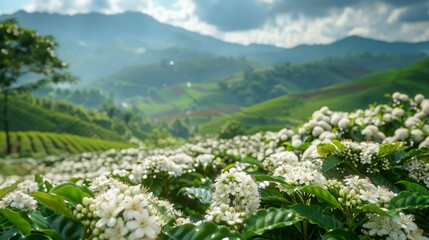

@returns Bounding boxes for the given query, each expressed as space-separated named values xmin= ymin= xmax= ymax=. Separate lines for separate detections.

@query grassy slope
xmin=200 ymin=57 xmax=429 ymax=134
xmin=0 ymin=131 xmax=136 ymax=159
xmin=132 ymin=82 xmax=242 ymax=124
xmin=1 ymin=94 xmax=125 ymax=141
xmin=135 ymin=53 xmax=424 ymax=124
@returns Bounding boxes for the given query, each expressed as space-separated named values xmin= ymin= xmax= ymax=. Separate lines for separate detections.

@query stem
xmin=343 ymin=207 xmax=354 ymax=229
xmin=81 ymin=225 xmax=89 ymax=239
xmin=303 ymin=220 xmax=308 ymax=240
xmin=3 ymin=89 xmax=12 ymax=155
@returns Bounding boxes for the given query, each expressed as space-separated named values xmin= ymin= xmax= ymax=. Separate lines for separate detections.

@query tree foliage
xmin=0 ymin=18 xmax=75 ymax=154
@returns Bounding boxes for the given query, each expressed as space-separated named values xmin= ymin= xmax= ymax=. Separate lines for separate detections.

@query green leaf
xmin=0 ymin=229 xmax=21 ymax=240
xmin=252 ymin=175 xmax=293 ymax=190
xmin=49 ymin=183 xmax=93 ymax=204
xmin=378 ymin=142 xmax=405 ymax=157
xmin=290 ymin=204 xmax=343 ymax=230
xmin=297 ymin=142 xmax=311 ymax=151
xmin=0 ymin=180 xmax=23 ymax=199
xmin=31 ymin=192 xmax=76 ymax=220
xmin=0 ymin=213 xmax=15 ymax=230
xmin=351 ymin=205 xmax=388 ymax=216
xmin=397 ymin=181 xmax=429 ymax=196
xmin=47 ymin=214 xmax=82 ymax=240
xmin=0 ymin=209 xmax=31 ymax=236
xmin=322 ymin=229 xmax=359 ymax=240
xmin=241 ymin=156 xmax=264 ymax=168
xmin=242 ymin=208 xmax=298 ymax=239
xmin=28 ymin=212 xmax=62 ymax=240
xmin=331 ymin=140 xmax=345 ymax=152
xmin=142 ymin=178 xmax=163 ymax=196
xmin=161 ymin=222 xmax=243 ymax=240
xmin=317 ymin=143 xmax=337 ymax=156
xmin=22 ymin=233 xmax=52 ymax=240
xmin=300 ymin=185 xmax=342 ymax=210
xmin=178 ymin=187 xmax=212 ymax=204
xmin=29 ymin=211 xmax=50 ymax=230
xmin=367 ymin=172 xmax=400 ymax=193
xmin=389 ymin=191 xmax=429 ymax=210
xmin=260 ymin=186 xmax=290 ymax=204
xmin=321 ymin=156 xmax=341 ymax=173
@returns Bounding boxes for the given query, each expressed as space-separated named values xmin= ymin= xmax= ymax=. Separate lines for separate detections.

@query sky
xmin=0 ymin=0 xmax=429 ymax=48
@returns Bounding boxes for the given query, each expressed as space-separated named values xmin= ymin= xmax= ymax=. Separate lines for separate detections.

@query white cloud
xmin=22 ymin=0 xmax=429 ymax=48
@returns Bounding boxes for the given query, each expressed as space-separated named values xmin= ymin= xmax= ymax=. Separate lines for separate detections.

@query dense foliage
xmin=1 ymin=92 xmax=429 ymax=239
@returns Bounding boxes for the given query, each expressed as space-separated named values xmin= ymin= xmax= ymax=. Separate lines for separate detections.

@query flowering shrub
xmin=0 ymin=92 xmax=429 ymax=239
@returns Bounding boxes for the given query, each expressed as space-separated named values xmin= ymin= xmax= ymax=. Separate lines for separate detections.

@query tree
xmin=169 ymin=119 xmax=189 ymax=139
xmin=0 ymin=19 xmax=76 ymax=154
xmin=219 ymin=120 xmax=245 ymax=139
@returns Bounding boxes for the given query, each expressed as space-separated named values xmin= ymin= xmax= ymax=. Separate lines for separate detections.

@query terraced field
xmin=0 ymin=94 xmax=127 ymax=142
xmin=200 ymin=57 xmax=429 ymax=134
xmin=0 ymin=131 xmax=136 ymax=158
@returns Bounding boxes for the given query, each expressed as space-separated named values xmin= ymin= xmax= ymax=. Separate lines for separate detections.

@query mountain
xmin=1 ymin=11 xmax=429 ymax=82
xmin=199 ymin=57 xmax=429 ymax=134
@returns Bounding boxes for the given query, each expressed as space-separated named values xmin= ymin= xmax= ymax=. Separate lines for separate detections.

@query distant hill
xmin=126 ymin=52 xmax=424 ymax=123
xmin=1 ymin=11 xmax=428 ymax=82
xmin=100 ymin=56 xmax=260 ymax=99
xmin=199 ymin=57 xmax=429 ymax=134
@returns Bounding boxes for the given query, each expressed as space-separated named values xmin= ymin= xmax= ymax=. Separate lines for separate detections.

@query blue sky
xmin=1 ymin=0 xmax=429 ymax=48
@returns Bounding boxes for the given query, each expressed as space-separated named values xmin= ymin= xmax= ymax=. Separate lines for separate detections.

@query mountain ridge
xmin=1 ymin=11 xmax=429 ymax=82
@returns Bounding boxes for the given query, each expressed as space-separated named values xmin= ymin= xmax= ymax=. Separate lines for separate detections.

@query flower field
xmin=1 ymin=92 xmax=429 ymax=240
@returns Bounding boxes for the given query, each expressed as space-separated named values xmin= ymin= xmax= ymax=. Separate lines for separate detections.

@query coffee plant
xmin=1 ymin=92 xmax=429 ymax=239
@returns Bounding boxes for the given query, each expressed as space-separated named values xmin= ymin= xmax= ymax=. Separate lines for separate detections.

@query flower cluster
xmin=403 ymin=158 xmax=429 ymax=188
xmin=74 ymin=176 xmax=177 ymax=240
xmin=130 ymin=155 xmax=183 ymax=182
xmin=273 ymin=161 xmax=326 ymax=193
xmin=363 ymin=212 xmax=425 ymax=240
xmin=0 ymin=179 xmax=38 ymax=210
xmin=205 ymin=170 xmax=260 ymax=229
xmin=263 ymin=151 xmax=299 ymax=171
xmin=338 ymin=140 xmax=390 ymax=173
xmin=327 ymin=175 xmax=395 ymax=208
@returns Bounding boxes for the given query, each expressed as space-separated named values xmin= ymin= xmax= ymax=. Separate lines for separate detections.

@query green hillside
xmin=101 ymin=57 xmax=261 ymax=100
xmin=200 ymin=57 xmax=429 ymax=134
xmin=126 ymin=52 xmax=424 ymax=124
xmin=0 ymin=93 xmax=127 ymax=141
xmin=222 ymin=52 xmax=425 ymax=106
xmin=128 ymin=82 xmax=242 ymax=124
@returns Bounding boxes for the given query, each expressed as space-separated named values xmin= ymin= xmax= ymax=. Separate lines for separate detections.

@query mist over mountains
xmin=1 ymin=10 xmax=429 ymax=83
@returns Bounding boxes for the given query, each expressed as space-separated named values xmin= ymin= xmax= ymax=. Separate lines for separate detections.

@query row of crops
xmin=6 ymin=96 xmax=124 ymax=141
xmin=0 ymin=92 xmax=428 ymax=239
xmin=0 ymin=132 xmax=135 ymax=158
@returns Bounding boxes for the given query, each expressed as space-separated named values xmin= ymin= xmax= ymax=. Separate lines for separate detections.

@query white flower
xmin=392 ymin=108 xmax=405 ymax=118
xmin=338 ymin=118 xmax=349 ymax=129
xmin=414 ymin=94 xmax=425 ymax=104
xmin=420 ymin=99 xmax=429 ymax=115
xmin=394 ymin=128 xmax=409 ymax=140
xmin=312 ymin=126 xmax=324 ymax=137
xmin=206 ymin=171 xmax=260 ymax=228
